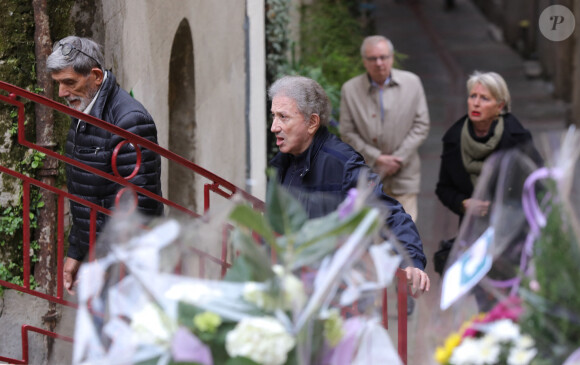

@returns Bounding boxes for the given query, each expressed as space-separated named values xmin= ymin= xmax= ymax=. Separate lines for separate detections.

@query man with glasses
xmin=47 ymin=36 xmax=163 ymax=294
xmin=339 ymin=35 xmax=430 ymax=223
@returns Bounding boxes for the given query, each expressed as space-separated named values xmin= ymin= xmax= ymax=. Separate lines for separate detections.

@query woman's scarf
xmin=460 ymin=116 xmax=504 ymax=187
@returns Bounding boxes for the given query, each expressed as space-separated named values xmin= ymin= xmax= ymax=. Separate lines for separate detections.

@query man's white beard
xmin=66 ymin=85 xmax=99 ymax=112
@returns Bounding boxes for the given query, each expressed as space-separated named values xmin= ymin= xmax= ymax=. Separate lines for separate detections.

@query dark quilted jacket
xmin=65 ymin=71 xmax=163 ymax=260
xmin=270 ymin=126 xmax=426 ymax=270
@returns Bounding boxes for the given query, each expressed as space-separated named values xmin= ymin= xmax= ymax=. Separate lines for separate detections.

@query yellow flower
xmin=193 ymin=311 xmax=222 ymax=334
xmin=434 ymin=332 xmax=461 ymax=364
xmin=445 ymin=333 xmax=461 ymax=349
xmin=323 ymin=309 xmax=344 ymax=347
xmin=434 ymin=346 xmax=452 ymax=364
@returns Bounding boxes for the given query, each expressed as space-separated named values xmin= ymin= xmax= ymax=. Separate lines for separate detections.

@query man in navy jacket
xmin=47 ymin=36 xmax=163 ymax=294
xmin=269 ymin=75 xmax=430 ymax=296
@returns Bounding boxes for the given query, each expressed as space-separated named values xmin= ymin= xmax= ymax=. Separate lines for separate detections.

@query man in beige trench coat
xmin=340 ymin=35 xmax=430 ymax=221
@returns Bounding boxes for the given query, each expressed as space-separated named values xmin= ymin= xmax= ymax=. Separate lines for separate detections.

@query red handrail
xmin=0 ymin=325 xmax=73 ymax=365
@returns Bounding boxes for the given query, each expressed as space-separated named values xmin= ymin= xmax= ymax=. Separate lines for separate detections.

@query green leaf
xmin=225 ymin=357 xmax=260 ymax=365
xmin=135 ymin=355 xmax=163 ymax=365
xmin=229 ymin=204 xmax=278 ymax=251
xmin=294 ymin=208 xmax=375 ymax=253
xmin=177 ymin=302 xmax=203 ymax=331
xmin=223 ymin=256 xmax=254 ymax=282
xmin=291 ymin=235 xmax=338 ymax=269
xmin=229 ymin=230 xmax=275 ymax=282
xmin=265 ymin=171 xmax=308 ymax=235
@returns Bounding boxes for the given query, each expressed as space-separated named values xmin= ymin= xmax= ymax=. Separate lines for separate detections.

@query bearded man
xmin=47 ymin=36 xmax=163 ymax=294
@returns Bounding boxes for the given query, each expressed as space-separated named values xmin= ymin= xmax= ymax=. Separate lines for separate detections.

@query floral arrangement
xmin=434 ymin=127 xmax=580 ymax=365
xmin=435 ymin=297 xmax=537 ymax=365
xmin=72 ymin=175 xmax=406 ymax=365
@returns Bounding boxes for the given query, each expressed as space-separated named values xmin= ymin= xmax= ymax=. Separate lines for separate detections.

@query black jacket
xmin=435 ymin=113 xmax=540 ymax=219
xmin=270 ymin=126 xmax=427 ymax=269
xmin=65 ymin=71 xmax=163 ymax=260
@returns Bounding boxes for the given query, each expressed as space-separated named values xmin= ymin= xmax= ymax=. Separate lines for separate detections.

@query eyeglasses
xmin=54 ymin=42 xmax=102 ymax=70
xmin=364 ymin=55 xmax=391 ymax=62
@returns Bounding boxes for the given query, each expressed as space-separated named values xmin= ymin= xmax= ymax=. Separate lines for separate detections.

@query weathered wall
xmin=97 ymin=0 xmax=266 ymax=208
xmin=0 ymin=290 xmax=74 ymax=364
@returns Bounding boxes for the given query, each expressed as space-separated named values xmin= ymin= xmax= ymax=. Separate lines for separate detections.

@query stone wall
xmin=98 ymin=0 xmax=267 ymax=207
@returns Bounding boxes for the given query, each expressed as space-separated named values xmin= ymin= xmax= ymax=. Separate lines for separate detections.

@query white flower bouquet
xmin=434 ymin=127 xmax=580 ymax=365
xmin=72 ymin=175 xmax=407 ymax=365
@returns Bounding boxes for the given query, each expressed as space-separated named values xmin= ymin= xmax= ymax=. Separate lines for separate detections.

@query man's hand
xmin=404 ymin=267 xmax=430 ymax=298
xmin=63 ymin=257 xmax=81 ymax=295
xmin=462 ymin=198 xmax=491 ymax=217
xmin=375 ymin=154 xmax=402 ymax=177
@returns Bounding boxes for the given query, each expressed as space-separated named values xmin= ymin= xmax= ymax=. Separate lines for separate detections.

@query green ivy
xmin=264 ymin=0 xmax=373 ymax=159
xmin=0 ymin=0 xmax=74 ymax=296
xmin=0 ymin=184 xmax=43 ymax=295
xmin=519 ymin=184 xmax=580 ymax=363
xmin=265 ymin=0 xmax=291 ymax=87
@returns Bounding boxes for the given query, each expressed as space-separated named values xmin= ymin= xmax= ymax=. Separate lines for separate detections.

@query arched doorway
xmin=168 ymin=19 xmax=196 ymax=213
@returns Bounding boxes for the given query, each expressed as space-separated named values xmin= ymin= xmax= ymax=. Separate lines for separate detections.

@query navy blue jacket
xmin=65 ymin=71 xmax=163 ymax=260
xmin=436 ymin=113 xmax=541 ymax=219
xmin=270 ymin=126 xmax=426 ymax=269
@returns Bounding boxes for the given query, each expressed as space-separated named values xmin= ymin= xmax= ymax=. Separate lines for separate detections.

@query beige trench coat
xmin=339 ymin=69 xmax=430 ymax=195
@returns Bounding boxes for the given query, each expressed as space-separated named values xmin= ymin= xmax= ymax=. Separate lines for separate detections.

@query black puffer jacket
xmin=270 ymin=126 xmax=426 ymax=269
xmin=65 ymin=71 xmax=163 ymax=260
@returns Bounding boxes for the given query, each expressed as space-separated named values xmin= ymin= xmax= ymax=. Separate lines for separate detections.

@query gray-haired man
xmin=47 ymin=36 xmax=163 ymax=294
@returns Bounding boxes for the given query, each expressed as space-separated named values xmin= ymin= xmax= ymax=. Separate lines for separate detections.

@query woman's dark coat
xmin=435 ymin=113 xmax=541 ymax=218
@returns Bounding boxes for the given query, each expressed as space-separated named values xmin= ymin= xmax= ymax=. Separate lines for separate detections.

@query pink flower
xmin=461 ymin=297 xmax=523 ymax=339
xmin=338 ymin=189 xmax=358 ymax=219
xmin=171 ymin=327 xmax=213 ymax=365
xmin=462 ymin=327 xmax=479 ymax=338
xmin=484 ymin=296 xmax=523 ymax=323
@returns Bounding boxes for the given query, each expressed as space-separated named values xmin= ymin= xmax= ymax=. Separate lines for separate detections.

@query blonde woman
xmin=436 ymin=71 xmax=541 ymax=221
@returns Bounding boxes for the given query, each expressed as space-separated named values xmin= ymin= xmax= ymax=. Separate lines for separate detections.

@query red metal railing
xmin=0 ymin=80 xmax=408 ymax=364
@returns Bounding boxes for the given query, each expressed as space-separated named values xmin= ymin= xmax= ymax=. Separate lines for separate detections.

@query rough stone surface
xmin=0 ymin=290 xmax=73 ymax=364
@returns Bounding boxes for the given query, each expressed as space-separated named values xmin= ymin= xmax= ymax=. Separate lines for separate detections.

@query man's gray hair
xmin=360 ymin=35 xmax=394 ymax=58
xmin=47 ymin=36 xmax=104 ymax=75
xmin=268 ymin=75 xmax=331 ymax=127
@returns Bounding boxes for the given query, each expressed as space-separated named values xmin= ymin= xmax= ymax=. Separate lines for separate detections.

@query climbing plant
xmin=0 ymin=0 xmax=74 ymax=293
xmin=264 ymin=0 xmax=373 ymax=158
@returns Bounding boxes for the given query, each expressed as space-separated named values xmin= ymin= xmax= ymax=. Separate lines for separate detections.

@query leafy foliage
xmin=0 ymin=0 xmax=73 ymax=296
xmin=228 ymin=170 xmax=379 ymax=273
xmin=519 ymin=198 xmax=580 ymax=364
xmin=264 ymin=0 xmax=372 ymax=158
xmin=0 ymin=186 xmax=43 ymax=295
xmin=265 ymin=0 xmax=292 ymax=87
xmin=298 ymin=0 xmax=367 ymax=87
